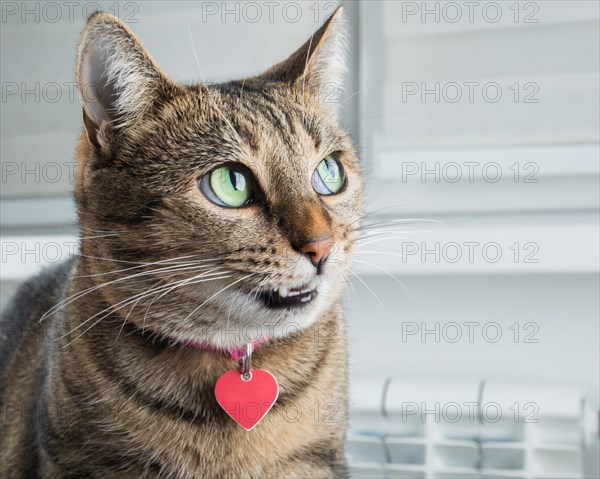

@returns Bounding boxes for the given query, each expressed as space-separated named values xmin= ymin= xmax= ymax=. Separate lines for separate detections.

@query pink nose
xmin=299 ymin=236 xmax=335 ymax=267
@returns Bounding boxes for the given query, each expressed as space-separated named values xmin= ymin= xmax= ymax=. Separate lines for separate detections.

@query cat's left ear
xmin=76 ymin=12 xmax=176 ymax=147
xmin=261 ymin=6 xmax=347 ymax=111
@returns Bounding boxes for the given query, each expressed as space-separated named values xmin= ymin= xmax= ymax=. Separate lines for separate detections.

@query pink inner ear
xmin=80 ymin=48 xmax=113 ymax=126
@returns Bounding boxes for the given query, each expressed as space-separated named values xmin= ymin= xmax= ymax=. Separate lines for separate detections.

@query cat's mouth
xmin=257 ymin=279 xmax=319 ymax=309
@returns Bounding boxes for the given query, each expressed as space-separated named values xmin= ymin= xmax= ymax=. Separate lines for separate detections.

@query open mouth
xmin=258 ymin=280 xmax=319 ymax=309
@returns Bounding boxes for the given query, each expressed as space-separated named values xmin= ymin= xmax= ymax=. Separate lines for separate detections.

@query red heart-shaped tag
xmin=215 ymin=369 xmax=279 ymax=431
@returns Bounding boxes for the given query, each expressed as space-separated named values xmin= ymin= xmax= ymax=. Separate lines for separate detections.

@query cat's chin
xmin=162 ymin=273 xmax=343 ymax=350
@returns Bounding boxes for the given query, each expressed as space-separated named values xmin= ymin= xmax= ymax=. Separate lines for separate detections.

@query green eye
xmin=312 ymin=156 xmax=346 ymax=195
xmin=200 ymin=165 xmax=255 ymax=207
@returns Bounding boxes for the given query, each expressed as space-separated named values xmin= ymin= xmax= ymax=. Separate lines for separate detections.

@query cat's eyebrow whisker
xmin=187 ymin=22 xmax=207 ymax=84
xmin=187 ymin=21 xmax=247 ymax=150
xmin=301 ymin=22 xmax=318 ymax=114
xmin=238 ymin=40 xmax=268 ymax=102
xmin=349 ymin=269 xmax=387 ymax=309
xmin=352 ymin=259 xmax=412 ymax=296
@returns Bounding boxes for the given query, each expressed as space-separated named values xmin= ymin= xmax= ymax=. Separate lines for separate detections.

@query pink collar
xmin=177 ymin=338 xmax=268 ymax=361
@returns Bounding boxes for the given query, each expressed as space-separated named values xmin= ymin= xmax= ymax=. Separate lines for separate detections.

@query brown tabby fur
xmin=1 ymin=7 xmax=363 ymax=478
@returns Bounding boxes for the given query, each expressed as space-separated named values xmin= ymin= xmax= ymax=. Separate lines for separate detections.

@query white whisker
xmin=181 ymin=274 xmax=256 ymax=324
xmin=42 ymin=262 xmax=221 ymax=322
xmin=353 ymin=259 xmax=411 ymax=296
xmin=349 ymin=269 xmax=387 ymax=309
xmin=60 ymin=273 xmax=233 ymax=348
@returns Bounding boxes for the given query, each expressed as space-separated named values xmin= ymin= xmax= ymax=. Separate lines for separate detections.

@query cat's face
xmin=75 ymin=9 xmax=362 ymax=348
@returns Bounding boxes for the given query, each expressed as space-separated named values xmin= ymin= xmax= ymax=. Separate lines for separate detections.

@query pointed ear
xmin=261 ymin=6 xmax=347 ymax=108
xmin=76 ymin=12 xmax=174 ymax=145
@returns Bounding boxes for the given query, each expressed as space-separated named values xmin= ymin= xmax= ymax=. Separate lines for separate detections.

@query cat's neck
xmin=44 ymin=259 xmax=348 ymax=477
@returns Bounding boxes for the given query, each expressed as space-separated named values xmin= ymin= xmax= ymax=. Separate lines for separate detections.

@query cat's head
xmin=74 ymin=8 xmax=363 ymax=348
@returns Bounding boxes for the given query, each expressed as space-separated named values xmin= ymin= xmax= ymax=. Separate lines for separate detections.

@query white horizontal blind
xmin=358 ymin=0 xmax=600 ymax=218
xmin=351 ymin=7 xmax=599 ymax=475
xmin=347 ymin=378 xmax=596 ymax=479
xmin=360 ymin=1 xmax=599 ymax=152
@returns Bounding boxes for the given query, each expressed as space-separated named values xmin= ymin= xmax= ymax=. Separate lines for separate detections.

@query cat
xmin=1 ymin=6 xmax=363 ymax=478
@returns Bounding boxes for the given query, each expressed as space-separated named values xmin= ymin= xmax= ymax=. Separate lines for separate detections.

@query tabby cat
xmin=1 ymin=6 xmax=363 ymax=478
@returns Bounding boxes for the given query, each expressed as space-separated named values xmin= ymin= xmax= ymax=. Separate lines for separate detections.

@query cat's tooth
xmin=278 ymin=287 xmax=289 ymax=298
xmin=308 ymin=278 xmax=318 ymax=291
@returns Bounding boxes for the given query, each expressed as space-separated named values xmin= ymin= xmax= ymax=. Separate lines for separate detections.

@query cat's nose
xmin=298 ymin=236 xmax=335 ymax=268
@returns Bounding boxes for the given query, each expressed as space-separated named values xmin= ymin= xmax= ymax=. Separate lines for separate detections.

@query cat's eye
xmin=311 ymin=155 xmax=346 ymax=195
xmin=199 ymin=165 xmax=256 ymax=208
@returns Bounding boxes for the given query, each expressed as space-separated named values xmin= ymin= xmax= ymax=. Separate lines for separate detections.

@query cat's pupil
xmin=230 ymin=170 xmax=245 ymax=191
xmin=325 ymin=159 xmax=338 ymax=180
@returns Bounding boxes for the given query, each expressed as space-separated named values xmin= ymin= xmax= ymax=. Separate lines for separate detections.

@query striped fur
xmin=1 ymin=7 xmax=362 ymax=478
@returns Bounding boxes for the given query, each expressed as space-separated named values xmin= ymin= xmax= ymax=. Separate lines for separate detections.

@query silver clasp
xmin=241 ymin=342 xmax=252 ymax=381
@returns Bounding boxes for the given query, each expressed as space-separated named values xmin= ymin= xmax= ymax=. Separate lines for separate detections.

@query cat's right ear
xmin=76 ymin=12 xmax=174 ymax=148
xmin=259 ymin=6 xmax=347 ymax=112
